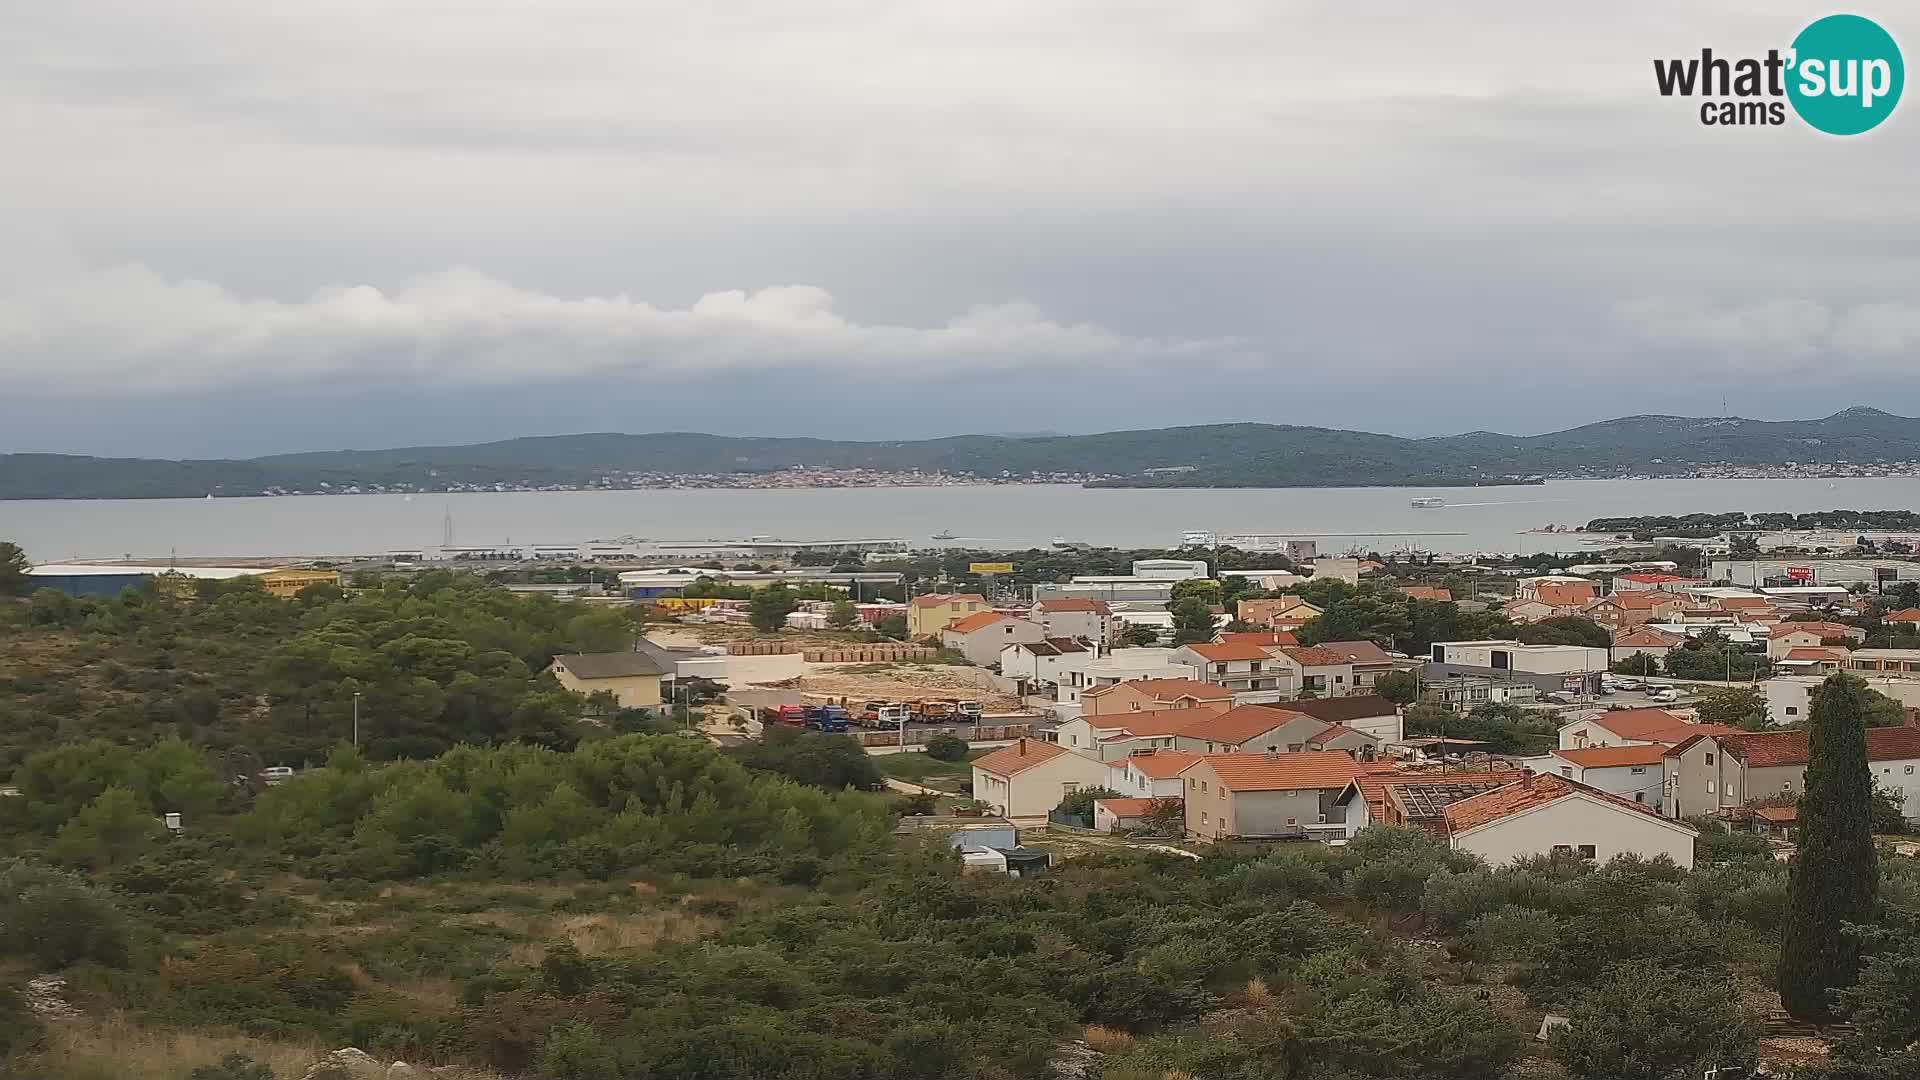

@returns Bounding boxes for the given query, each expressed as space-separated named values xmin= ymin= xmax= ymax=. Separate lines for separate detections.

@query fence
xmin=851 ymin=722 xmax=1034 ymax=747
xmin=801 ymin=645 xmax=937 ymax=663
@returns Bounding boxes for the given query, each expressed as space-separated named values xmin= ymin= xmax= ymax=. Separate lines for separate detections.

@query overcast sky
xmin=4 ymin=1 xmax=1917 ymax=458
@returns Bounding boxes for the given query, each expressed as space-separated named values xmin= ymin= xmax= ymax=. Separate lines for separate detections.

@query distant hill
xmin=6 ymin=407 xmax=1920 ymax=499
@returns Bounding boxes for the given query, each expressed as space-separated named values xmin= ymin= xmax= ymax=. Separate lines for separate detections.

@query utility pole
xmin=352 ymin=691 xmax=361 ymax=748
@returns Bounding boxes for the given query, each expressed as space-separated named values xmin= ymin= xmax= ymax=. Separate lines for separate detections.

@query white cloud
xmin=1615 ymin=296 xmax=1920 ymax=360
xmin=0 ymin=262 xmax=1232 ymax=390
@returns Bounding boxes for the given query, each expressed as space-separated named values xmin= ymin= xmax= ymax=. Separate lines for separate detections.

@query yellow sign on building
xmin=968 ymin=562 xmax=1014 ymax=574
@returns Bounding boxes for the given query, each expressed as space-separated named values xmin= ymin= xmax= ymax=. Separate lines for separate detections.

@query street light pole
xmin=352 ymin=692 xmax=361 ymax=748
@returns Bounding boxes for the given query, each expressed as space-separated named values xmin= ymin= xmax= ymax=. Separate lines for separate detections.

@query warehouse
xmin=25 ymin=563 xmax=265 ymax=597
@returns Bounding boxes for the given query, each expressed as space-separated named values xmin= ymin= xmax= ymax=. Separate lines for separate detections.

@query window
xmin=1219 ymin=788 xmax=1225 ymax=801
xmin=1317 ymin=814 xmax=1328 ymax=824
xmin=1705 ymin=753 xmax=1714 ymax=765
xmin=1286 ymin=817 xmax=1297 ymax=826
xmin=1726 ymin=782 xmax=1735 ymax=795
xmin=1706 ymin=780 xmax=1716 ymax=794
xmin=1578 ymin=844 xmax=1596 ymax=860
xmin=1559 ymin=767 xmax=1573 ymax=778
xmin=1551 ymin=844 xmax=1573 ymax=855
xmin=1634 ymin=792 xmax=1645 ymax=803
xmin=1630 ymin=766 xmax=1646 ymax=774
xmin=1063 ymin=783 xmax=1078 ymax=795
xmin=1200 ymin=781 xmax=1208 ymax=793
xmin=1201 ymin=812 xmax=1209 ymax=825
xmin=1215 ymin=663 xmax=1227 ymax=674
xmin=1786 ymin=707 xmax=1798 ymax=716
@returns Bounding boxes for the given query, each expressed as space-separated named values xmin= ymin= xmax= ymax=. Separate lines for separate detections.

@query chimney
xmin=1017 ymin=738 xmax=1028 ymax=756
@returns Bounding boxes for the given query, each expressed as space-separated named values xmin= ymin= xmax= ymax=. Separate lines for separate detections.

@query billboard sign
xmin=1787 ymin=566 xmax=1814 ymax=583
xmin=969 ymin=562 xmax=1014 ymax=574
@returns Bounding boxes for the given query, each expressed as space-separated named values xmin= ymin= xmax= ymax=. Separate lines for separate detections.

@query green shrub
xmin=923 ymin=733 xmax=969 ymax=762
xmin=0 ymin=859 xmax=131 ymax=968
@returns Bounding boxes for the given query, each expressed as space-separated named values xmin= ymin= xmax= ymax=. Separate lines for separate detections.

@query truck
xmin=875 ymin=703 xmax=912 ymax=728
xmin=760 ymin=704 xmax=808 ymax=729
xmin=804 ymin=704 xmax=851 ymax=733
xmin=955 ymin=700 xmax=983 ymax=723
xmin=919 ymin=701 xmax=955 ymax=722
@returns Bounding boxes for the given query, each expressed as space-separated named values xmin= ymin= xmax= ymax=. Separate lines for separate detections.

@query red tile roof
xmin=1116 ymin=749 xmax=1202 ymax=778
xmin=1717 ymin=596 xmax=1775 ymax=610
xmin=1619 ymin=573 xmax=1696 ymax=584
xmin=1595 ymin=590 xmax=1686 ymax=611
xmin=1614 ymin=627 xmax=1684 ymax=647
xmin=1275 ymin=695 xmax=1400 ymax=725
xmin=1728 ymin=727 xmax=1920 ymax=768
xmin=945 ymin=611 xmax=1013 ymax=634
xmin=1090 ymin=707 xmax=1223 ymax=738
xmin=1584 ymin=709 xmax=1691 ymax=740
xmin=1353 ymin=769 xmax=1529 ymax=823
xmin=1400 ymin=586 xmax=1453 ymax=602
xmin=1035 ymin=597 xmax=1112 ymax=614
xmin=1885 ymin=608 xmax=1920 ymax=623
xmin=1533 ymin=582 xmax=1598 ymax=607
xmin=1093 ymin=797 xmax=1165 ymax=818
xmin=1442 ymin=772 xmax=1680 ymax=834
xmin=1781 ymin=646 xmax=1849 ymax=662
xmin=1188 ymin=751 xmax=1360 ymax=792
xmin=1771 ymin=622 xmax=1860 ymax=639
xmin=972 ymin=738 xmax=1071 ymax=777
xmin=1280 ymin=645 xmax=1350 ymax=667
xmin=1306 ymin=724 xmax=1363 ymax=746
xmin=1752 ymin=805 xmax=1797 ymax=823
xmin=1081 ymin=678 xmax=1231 ymax=702
xmin=1311 ymin=640 xmax=1395 ymax=665
xmin=1552 ymin=744 xmax=1671 ymax=768
xmin=1176 ymin=705 xmax=1311 ymax=745
xmin=1182 ymin=642 xmax=1275 ymax=662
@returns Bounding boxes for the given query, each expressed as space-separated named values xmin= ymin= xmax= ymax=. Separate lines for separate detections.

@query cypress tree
xmin=1778 ymin=673 xmax=1879 ymax=1022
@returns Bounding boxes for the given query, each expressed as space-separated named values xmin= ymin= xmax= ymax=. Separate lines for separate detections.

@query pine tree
xmin=1779 ymin=673 xmax=1880 ymax=1022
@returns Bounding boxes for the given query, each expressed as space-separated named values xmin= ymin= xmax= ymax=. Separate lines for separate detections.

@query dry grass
xmin=1082 ymin=1024 xmax=1136 ymax=1053
xmin=557 ymin=910 xmax=719 ymax=956
xmin=26 ymin=1012 xmax=323 ymax=1080
xmin=1243 ymin=976 xmax=1274 ymax=1005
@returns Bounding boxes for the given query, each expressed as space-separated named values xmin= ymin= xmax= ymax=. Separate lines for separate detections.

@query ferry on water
xmin=1410 ymin=497 xmax=1445 ymax=509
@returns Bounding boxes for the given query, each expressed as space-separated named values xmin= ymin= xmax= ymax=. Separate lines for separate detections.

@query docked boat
xmin=1410 ymin=497 xmax=1445 ymax=509
xmin=931 ymin=529 xmax=957 ymax=541
xmin=1182 ymin=530 xmax=1218 ymax=547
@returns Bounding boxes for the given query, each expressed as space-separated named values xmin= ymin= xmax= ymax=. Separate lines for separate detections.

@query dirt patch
xmin=781 ymin=664 xmax=1017 ymax=710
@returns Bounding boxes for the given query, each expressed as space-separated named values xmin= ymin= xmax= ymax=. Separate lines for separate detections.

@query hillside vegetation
xmin=7 ymin=407 xmax=1920 ymax=497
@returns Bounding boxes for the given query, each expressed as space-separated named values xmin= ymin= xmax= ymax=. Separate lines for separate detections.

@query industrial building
xmin=616 ymin=567 xmax=903 ymax=600
xmin=25 ymin=563 xmax=282 ymax=598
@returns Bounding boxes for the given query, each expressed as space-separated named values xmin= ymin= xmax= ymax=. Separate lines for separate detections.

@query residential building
xmin=256 ymin=568 xmax=342 ymax=598
xmin=1173 ymin=706 xmax=1344 ymax=756
xmin=942 ymin=612 xmax=1046 ymax=667
xmin=1311 ymin=558 xmax=1363 ymax=585
xmin=1518 ymin=578 xmax=1598 ymax=608
xmin=1033 ymin=578 xmax=1176 ymax=605
xmin=1180 ymin=752 xmax=1361 ymax=841
xmin=1614 ymin=572 xmax=1704 ymax=593
xmin=1223 ymin=569 xmax=1307 ymax=591
xmin=1766 ymin=621 xmax=1866 ymax=658
xmin=1237 ymin=596 xmax=1324 ymax=630
xmin=1055 ymin=707 xmax=1221 ymax=759
xmin=1883 ymin=607 xmax=1920 ymax=628
xmin=1612 ymin=627 xmax=1684 ymax=661
xmin=1172 ymin=642 xmax=1291 ymax=698
xmin=1581 ymin=591 xmax=1687 ymax=631
xmin=907 ymin=593 xmax=989 ymax=637
xmin=1218 ymin=630 xmax=1299 ymax=648
xmin=1270 ymin=646 xmax=1356 ymax=697
xmin=998 ymin=638 xmax=1092 ymax=692
xmin=1400 ymin=586 xmax=1453 ymax=602
xmin=1032 ymin=597 xmax=1115 ymax=647
xmin=1558 ymin=708 xmax=1739 ymax=750
xmin=1093 ymin=797 xmax=1175 ymax=833
xmin=1279 ymin=694 xmax=1406 ymax=743
xmin=1526 ymin=745 xmax=1669 ymax=807
xmin=969 ymin=738 xmax=1114 ymax=818
xmin=1724 ymin=727 xmax=1920 ymax=821
xmin=1661 ymin=732 xmax=1746 ymax=818
xmin=1106 ymin=748 xmax=1202 ymax=799
xmin=1441 ymin=773 xmax=1698 ymax=868
xmin=1307 ymin=640 xmax=1398 ymax=691
xmin=547 ymin=652 xmax=666 ymax=709
xmin=1502 ymin=598 xmax=1559 ymax=625
xmin=1063 ymin=648 xmax=1202 ymax=704
xmin=1766 ymin=673 xmax=1920 ymax=726
xmin=1422 ymin=673 xmax=1541 ymax=709
xmin=1338 ymin=769 xmax=1529 ymax=835
xmin=1775 ymin=646 xmax=1850 ymax=675
xmin=1080 ymin=678 xmax=1232 ymax=718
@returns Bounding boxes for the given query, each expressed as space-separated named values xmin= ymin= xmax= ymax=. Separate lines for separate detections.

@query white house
xmin=970 ymin=738 xmax=1115 ymax=819
xmin=1431 ymin=640 xmax=1610 ymax=675
xmin=1441 ymin=772 xmax=1698 ymax=868
xmin=1031 ymin=598 xmax=1115 ymax=647
xmin=1106 ymin=748 xmax=1201 ymax=799
xmin=1557 ymin=708 xmax=1703 ymax=750
xmin=998 ymin=638 xmax=1092 ymax=692
xmin=1058 ymin=648 xmax=1201 ymax=704
xmin=1284 ymin=695 xmax=1405 ymax=743
xmin=1522 ymin=745 xmax=1669 ymax=809
xmin=942 ymin=612 xmax=1047 ymax=667
xmin=1172 ymin=642 xmax=1292 ymax=699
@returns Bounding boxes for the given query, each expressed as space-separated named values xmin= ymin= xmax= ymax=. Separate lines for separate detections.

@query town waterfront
xmin=11 ymin=476 xmax=1920 ymax=563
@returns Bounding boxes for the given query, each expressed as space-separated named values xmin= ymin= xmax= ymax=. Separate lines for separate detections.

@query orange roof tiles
xmin=1035 ymin=597 xmax=1112 ymax=614
xmin=1533 ymin=581 xmax=1598 ymax=607
xmin=971 ymin=738 xmax=1071 ymax=777
xmin=1442 ymin=772 xmax=1672 ymax=833
xmin=1717 ymin=596 xmax=1774 ymax=610
xmin=1081 ymin=678 xmax=1231 ymax=702
xmin=1219 ymin=630 xmax=1299 ymax=647
xmin=1190 ymin=751 xmax=1360 ymax=792
xmin=1401 ymin=586 xmax=1453 ymax=602
xmin=1728 ymin=727 xmax=1920 ymax=768
xmin=1597 ymin=590 xmax=1687 ymax=611
xmin=1353 ymin=769 xmax=1528 ymax=822
xmin=945 ymin=611 xmax=1013 ymax=634
xmin=1552 ymin=744 xmax=1670 ymax=768
xmin=1280 ymin=645 xmax=1350 ymax=666
xmin=1885 ymin=608 xmax=1920 ymax=623
xmin=1312 ymin=640 xmax=1395 ymax=665
xmin=911 ymin=592 xmax=985 ymax=608
xmin=1752 ymin=805 xmax=1796 ymax=823
xmin=1585 ymin=708 xmax=1691 ymax=739
xmin=1614 ymin=627 xmax=1684 ymax=646
xmin=1092 ymin=708 xmax=1222 ymax=738
xmin=1782 ymin=646 xmax=1849 ymax=662
xmin=1176 ymin=705 xmax=1311 ymax=745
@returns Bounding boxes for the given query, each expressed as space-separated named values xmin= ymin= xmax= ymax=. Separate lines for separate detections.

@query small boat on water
xmin=1411 ymin=497 xmax=1445 ymax=509
xmin=1052 ymin=537 xmax=1077 ymax=549
xmin=931 ymin=529 xmax=958 ymax=541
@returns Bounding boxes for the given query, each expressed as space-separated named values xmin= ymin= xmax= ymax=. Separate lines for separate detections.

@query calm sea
xmin=7 ymin=478 xmax=1920 ymax=563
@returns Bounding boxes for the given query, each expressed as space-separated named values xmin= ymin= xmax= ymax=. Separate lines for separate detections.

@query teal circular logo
xmin=1787 ymin=14 xmax=1903 ymax=135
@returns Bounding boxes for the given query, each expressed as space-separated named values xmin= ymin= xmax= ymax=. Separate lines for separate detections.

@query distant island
xmin=7 ymin=407 xmax=1920 ymax=500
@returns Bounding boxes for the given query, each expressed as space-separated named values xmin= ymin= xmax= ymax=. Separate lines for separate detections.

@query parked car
xmin=1649 ymin=688 xmax=1680 ymax=703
